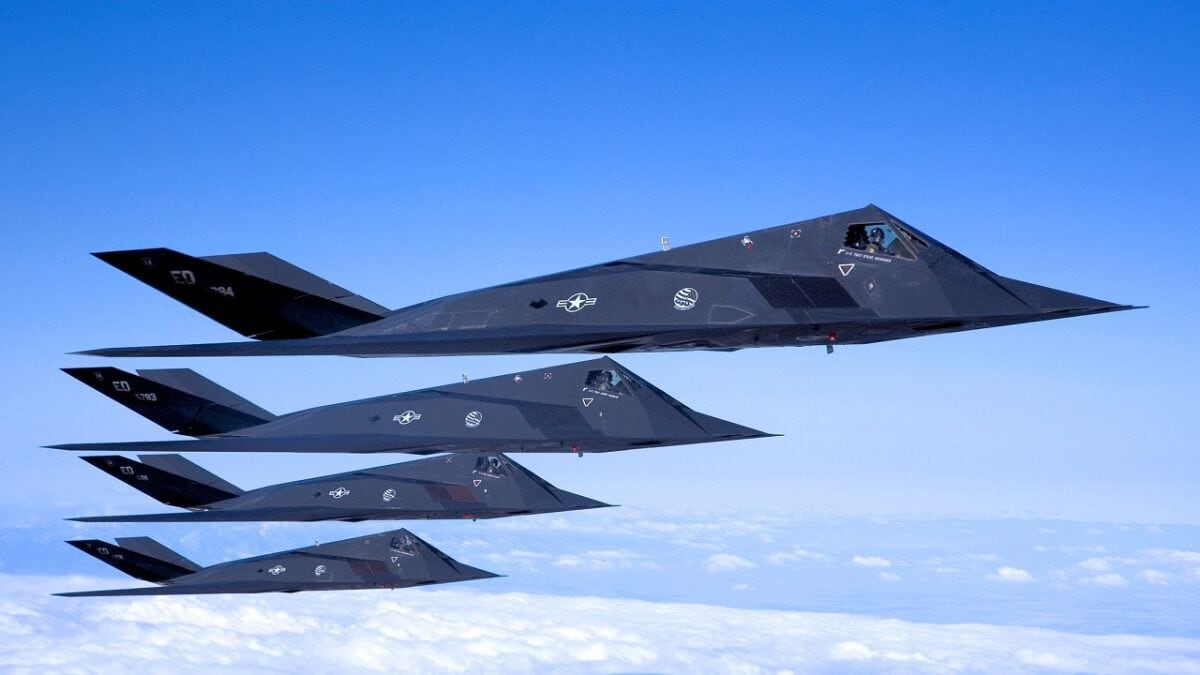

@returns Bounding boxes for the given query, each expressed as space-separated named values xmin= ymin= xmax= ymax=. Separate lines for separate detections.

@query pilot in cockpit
xmin=588 ymin=370 xmax=615 ymax=392
xmin=864 ymin=226 xmax=886 ymax=254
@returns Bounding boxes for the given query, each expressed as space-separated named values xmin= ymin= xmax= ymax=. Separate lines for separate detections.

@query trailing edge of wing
xmin=69 ymin=509 xmax=360 ymax=523
xmin=76 ymin=328 xmax=665 ymax=358
xmin=48 ymin=435 xmax=447 ymax=454
xmin=55 ymin=583 xmax=302 ymax=597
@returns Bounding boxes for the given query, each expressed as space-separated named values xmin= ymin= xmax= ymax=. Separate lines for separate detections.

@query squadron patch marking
xmin=673 ymin=287 xmax=699 ymax=311
xmin=314 ymin=564 xmax=327 ymax=576
xmin=381 ymin=488 xmax=396 ymax=502
xmin=464 ymin=411 xmax=483 ymax=428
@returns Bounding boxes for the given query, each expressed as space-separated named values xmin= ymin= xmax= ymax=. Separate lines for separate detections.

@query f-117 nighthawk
xmin=71 ymin=451 xmax=609 ymax=522
xmin=78 ymin=205 xmax=1134 ymax=358
xmin=56 ymin=529 xmax=497 ymax=597
xmin=51 ymin=358 xmax=769 ymax=455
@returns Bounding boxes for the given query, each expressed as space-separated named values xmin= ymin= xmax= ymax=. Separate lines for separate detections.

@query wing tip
xmin=71 ymin=348 xmax=112 ymax=357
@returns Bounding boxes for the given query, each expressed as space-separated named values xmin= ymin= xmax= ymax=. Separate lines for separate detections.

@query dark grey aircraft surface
xmin=57 ymin=529 xmax=497 ymax=597
xmin=79 ymin=205 xmax=1134 ymax=358
xmin=51 ymin=358 xmax=769 ymax=454
xmin=71 ymin=451 xmax=610 ymax=522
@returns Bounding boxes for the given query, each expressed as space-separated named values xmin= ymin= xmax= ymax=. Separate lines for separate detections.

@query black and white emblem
xmin=328 ymin=487 xmax=350 ymax=499
xmin=556 ymin=292 xmax=597 ymax=313
xmin=392 ymin=410 xmax=421 ymax=425
xmin=464 ymin=411 xmax=483 ymax=428
xmin=673 ymin=288 xmax=699 ymax=311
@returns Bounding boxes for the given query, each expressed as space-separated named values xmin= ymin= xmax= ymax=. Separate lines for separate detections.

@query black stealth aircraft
xmin=51 ymin=358 xmax=769 ymax=455
xmin=80 ymin=205 xmax=1134 ymax=358
xmin=71 ymin=451 xmax=610 ymax=522
xmin=57 ymin=529 xmax=497 ymax=597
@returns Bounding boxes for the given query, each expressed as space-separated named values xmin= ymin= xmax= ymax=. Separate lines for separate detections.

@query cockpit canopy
xmin=473 ymin=455 xmax=509 ymax=478
xmin=584 ymin=368 xmax=635 ymax=397
xmin=843 ymin=222 xmax=916 ymax=260
xmin=389 ymin=534 xmax=417 ymax=555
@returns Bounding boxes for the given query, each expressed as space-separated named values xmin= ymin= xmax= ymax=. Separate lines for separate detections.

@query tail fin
xmin=63 ymin=367 xmax=275 ymax=436
xmin=81 ymin=455 xmax=243 ymax=508
xmin=66 ymin=537 xmax=200 ymax=583
xmin=93 ymin=248 xmax=389 ymax=339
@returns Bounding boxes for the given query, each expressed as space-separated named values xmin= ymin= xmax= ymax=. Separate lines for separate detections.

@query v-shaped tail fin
xmin=62 ymin=366 xmax=274 ymax=436
xmin=93 ymin=248 xmax=388 ymax=339
xmin=79 ymin=454 xmax=243 ymax=509
xmin=65 ymin=537 xmax=199 ymax=583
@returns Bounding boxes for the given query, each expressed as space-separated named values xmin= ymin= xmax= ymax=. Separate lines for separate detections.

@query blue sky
xmin=1 ymin=2 xmax=1198 ymax=671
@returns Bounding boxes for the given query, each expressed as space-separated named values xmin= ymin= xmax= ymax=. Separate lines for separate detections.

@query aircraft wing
xmin=50 ymin=431 xmax=765 ymax=455
xmin=69 ymin=508 xmax=416 ymax=523
xmin=55 ymin=581 xmax=312 ymax=597
xmin=48 ymin=434 xmax=450 ymax=454
xmin=76 ymin=326 xmax=668 ymax=358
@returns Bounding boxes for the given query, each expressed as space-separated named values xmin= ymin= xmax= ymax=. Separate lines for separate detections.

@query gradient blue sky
xmin=1 ymin=2 xmax=1198 ymax=668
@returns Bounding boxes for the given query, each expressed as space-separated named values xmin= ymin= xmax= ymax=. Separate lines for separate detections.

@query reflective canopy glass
xmin=474 ymin=455 xmax=509 ymax=478
xmin=843 ymin=222 xmax=916 ymax=260
xmin=584 ymin=369 xmax=633 ymax=396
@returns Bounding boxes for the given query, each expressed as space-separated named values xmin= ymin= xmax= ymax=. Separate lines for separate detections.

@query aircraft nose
xmin=454 ymin=563 xmax=502 ymax=581
xmin=560 ymin=492 xmax=615 ymax=510
xmin=685 ymin=411 xmax=775 ymax=440
xmin=993 ymin=276 xmax=1137 ymax=316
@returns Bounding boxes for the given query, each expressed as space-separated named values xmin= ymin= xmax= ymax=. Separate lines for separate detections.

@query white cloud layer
xmin=987 ymin=566 xmax=1034 ymax=583
xmin=1086 ymin=573 xmax=1130 ymax=589
xmin=1146 ymin=549 xmax=1200 ymax=565
xmin=702 ymin=553 xmax=756 ymax=573
xmin=1139 ymin=569 xmax=1170 ymax=585
xmin=766 ymin=547 xmax=831 ymax=565
xmin=2 ymin=574 xmax=1198 ymax=674
xmin=852 ymin=555 xmax=891 ymax=569
xmin=550 ymin=549 xmax=659 ymax=572
xmin=1078 ymin=557 xmax=1114 ymax=572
